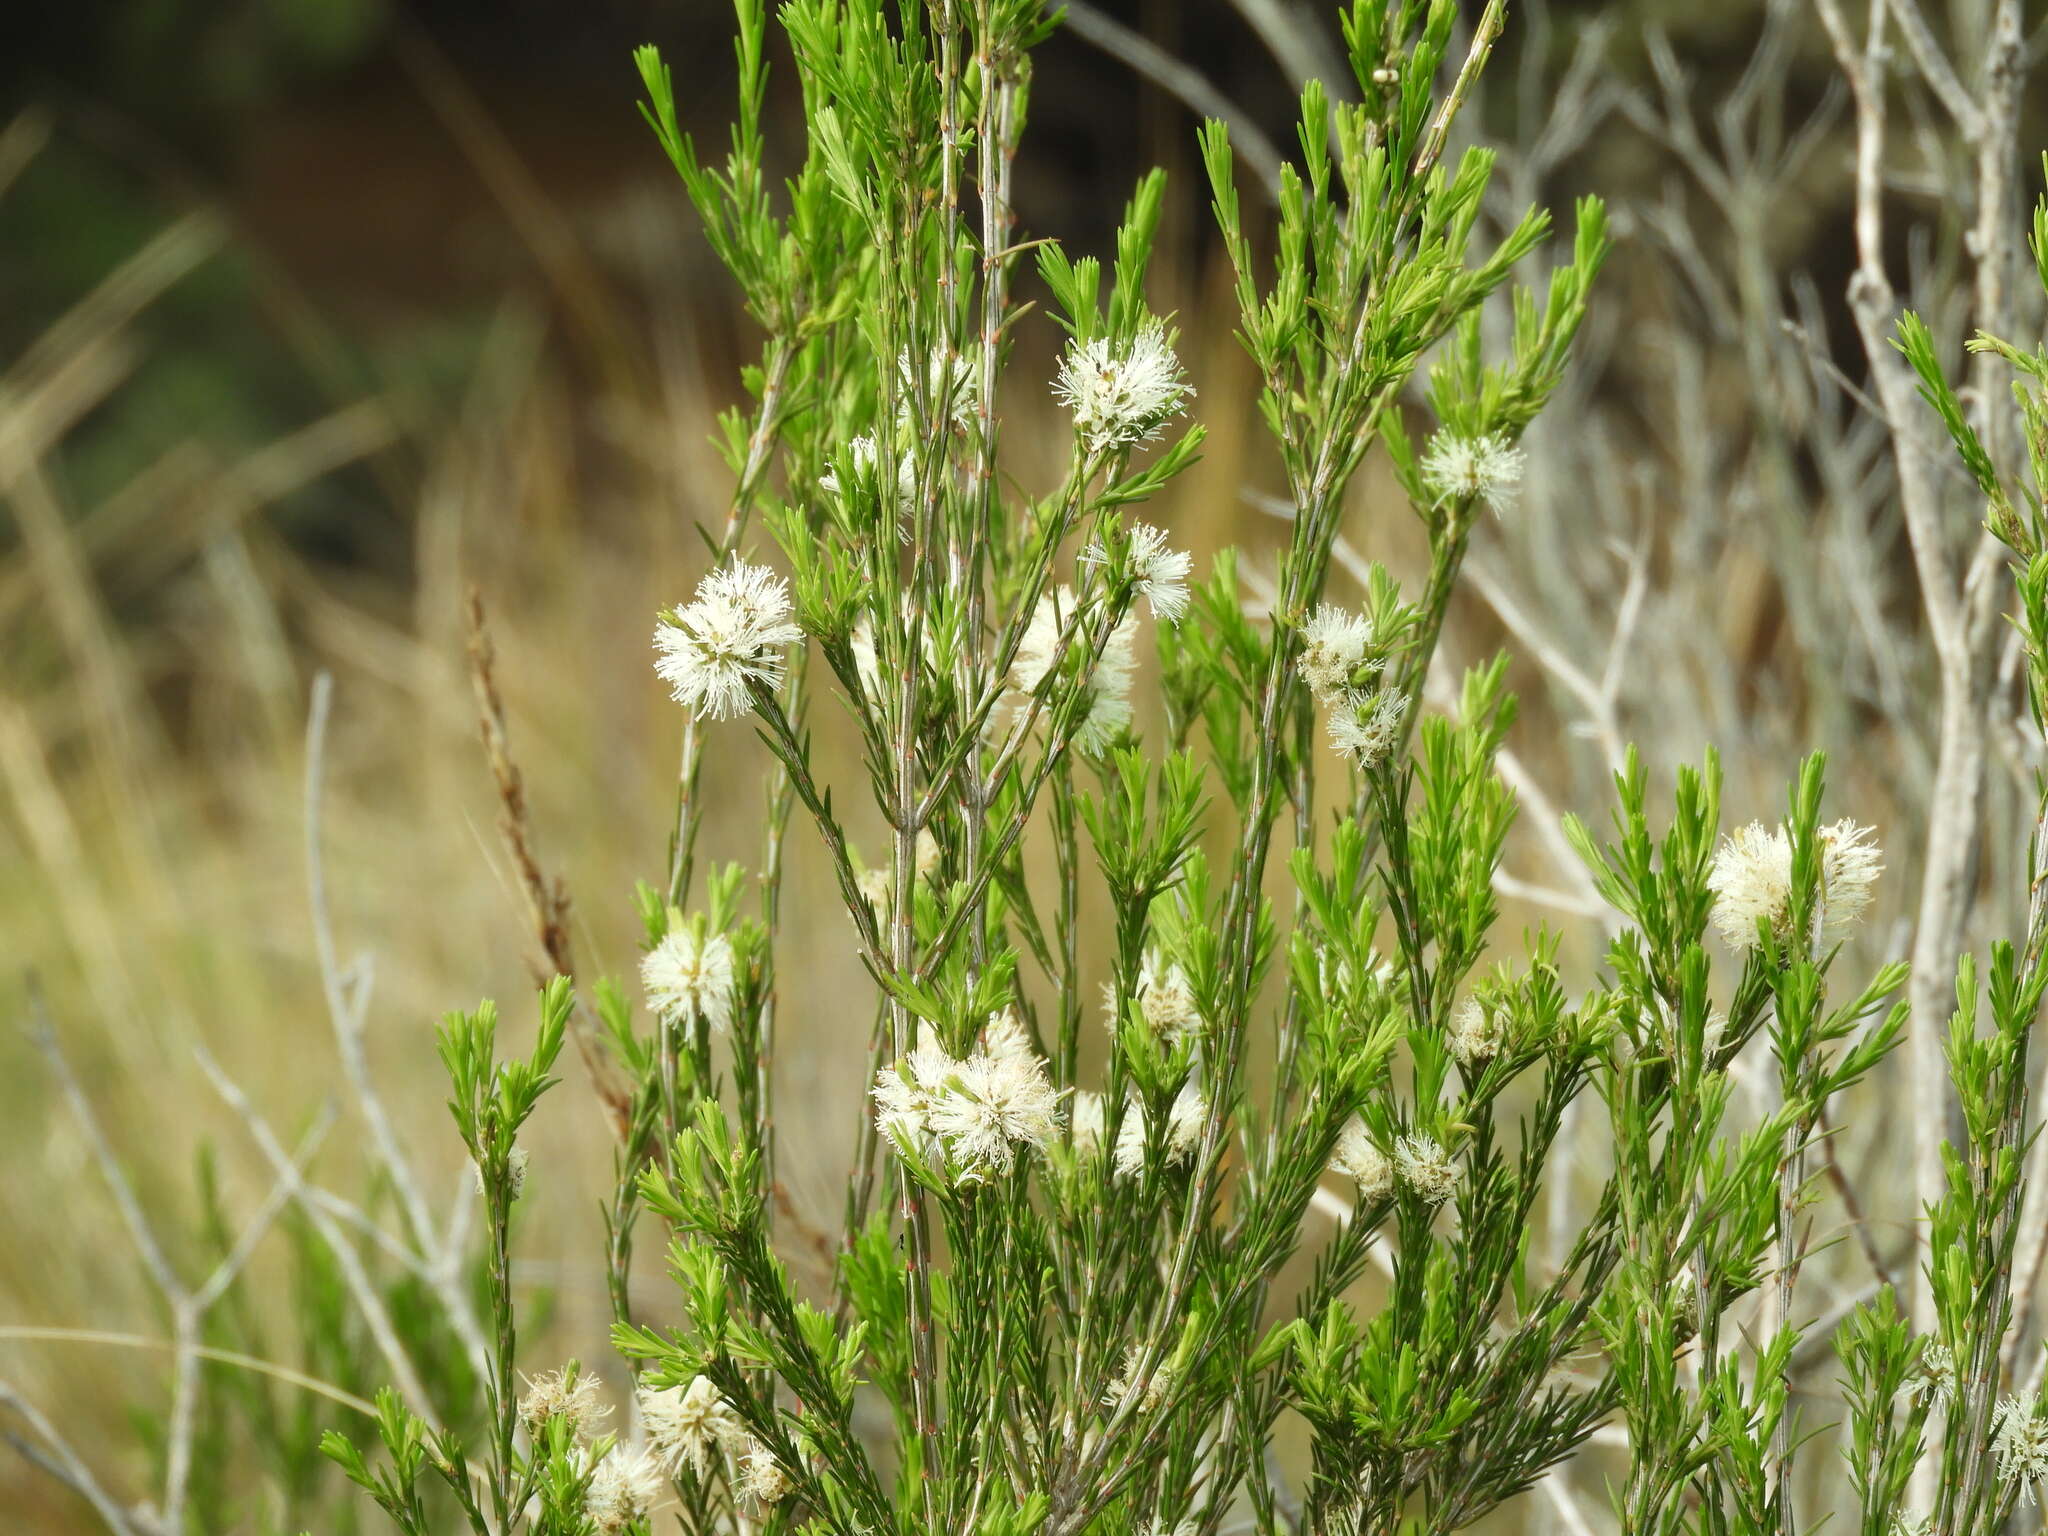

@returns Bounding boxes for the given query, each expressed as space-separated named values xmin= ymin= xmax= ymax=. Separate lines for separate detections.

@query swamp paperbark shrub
xmin=25 ymin=5 xmax=2048 ymax=1536
xmin=330 ymin=3 xmax=1642 ymax=1530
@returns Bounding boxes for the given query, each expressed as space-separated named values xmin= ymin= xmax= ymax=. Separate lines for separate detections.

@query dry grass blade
xmin=0 ymin=111 xmax=51 ymax=204
xmin=466 ymin=584 xmax=635 ymax=1137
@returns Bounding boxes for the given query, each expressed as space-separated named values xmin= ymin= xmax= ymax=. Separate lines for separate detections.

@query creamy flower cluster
xmin=873 ymin=1010 xmax=1063 ymax=1183
xmin=1054 ymin=320 xmax=1193 ymax=456
xmin=582 ymin=1444 xmax=666 ymax=1534
xmin=903 ymin=346 xmax=982 ymax=432
xmin=1706 ymin=818 xmax=1882 ymax=952
xmin=1100 ymin=946 xmax=1204 ymax=1045
xmin=519 ymin=1367 xmax=609 ymax=1439
xmin=1995 ymin=1390 xmax=2048 ymax=1501
xmin=818 ymin=350 xmax=982 ymax=531
xmin=634 ymin=1375 xmax=787 ymax=1506
xmin=819 ymin=432 xmax=916 ymax=517
xmin=1419 ymin=430 xmax=1524 ymax=516
xmin=854 ymin=828 xmax=943 ymax=913
xmin=1296 ymin=605 xmax=1407 ymax=769
xmin=1081 ymin=523 xmax=1192 ymax=624
xmin=638 ymin=1374 xmax=738 ymax=1478
xmin=654 ymin=561 xmax=803 ymax=722
xmin=1328 ymin=1118 xmax=1458 ymax=1205
xmin=1069 ymin=1078 xmax=1207 ymax=1180
xmin=1103 ymin=1345 xmax=1179 ymax=1415
xmin=1918 ymin=1338 xmax=1956 ymax=1406
xmin=1009 ymin=587 xmax=1138 ymax=756
xmin=513 ymin=1365 xmax=667 ymax=1534
xmin=1329 ymin=1117 xmax=1393 ymax=1200
xmin=1448 ymin=996 xmax=1506 ymax=1067
xmin=472 ymin=1145 xmax=530 ymax=1202
xmin=641 ymin=920 xmax=738 ymax=1035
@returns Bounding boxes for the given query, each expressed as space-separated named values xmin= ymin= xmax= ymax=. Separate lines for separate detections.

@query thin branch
xmin=304 ymin=674 xmax=438 ymax=1258
xmin=1224 ymin=0 xmax=1353 ymax=98
xmin=1817 ymin=1108 xmax=1898 ymax=1296
xmin=305 ymin=675 xmax=494 ymax=1388
xmin=1889 ymin=0 xmax=1985 ymax=137
xmin=0 ymin=1331 xmax=379 ymax=1418
xmin=1541 ymin=1469 xmax=1600 ymax=1536
xmin=192 ymin=1106 xmax=337 ymax=1311
xmin=195 ymin=1048 xmax=439 ymax=1424
xmin=0 ymin=1383 xmax=143 ymax=1535
xmin=1057 ymin=1 xmax=1286 ymax=201
xmin=27 ymin=994 xmax=183 ymax=1302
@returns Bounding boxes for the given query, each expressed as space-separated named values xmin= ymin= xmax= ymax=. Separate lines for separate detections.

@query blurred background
xmin=5 ymin=0 xmax=2043 ymax=1530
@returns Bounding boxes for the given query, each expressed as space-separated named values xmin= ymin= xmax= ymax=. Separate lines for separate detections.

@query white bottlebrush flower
xmin=1297 ymin=604 xmax=1379 ymax=702
xmin=1919 ymin=1339 xmax=1957 ymax=1406
xmin=1698 ymin=1009 xmax=1729 ymax=1059
xmin=872 ymin=1035 xmax=962 ymax=1150
xmin=926 ymin=1038 xmax=1064 ymax=1179
xmin=1394 ymin=1133 xmax=1458 ymax=1204
xmin=1420 ymin=430 xmax=1524 ymax=516
xmin=1134 ymin=947 xmax=1204 ymax=1043
xmin=654 ymin=561 xmax=803 ymax=721
xmin=1817 ymin=818 xmax=1884 ymax=932
xmin=1994 ymin=1391 xmax=2048 ymax=1499
xmin=732 ymin=1440 xmax=793 ymax=1506
xmin=1165 ymin=1082 xmax=1208 ymax=1162
xmin=849 ymin=613 xmax=883 ymax=698
xmin=900 ymin=346 xmax=982 ymax=431
xmin=1102 ymin=1346 xmax=1178 ymax=1414
xmin=978 ymin=1006 xmax=1034 ymax=1065
xmin=473 ymin=1145 xmax=531 ymax=1202
xmin=1010 ymin=587 xmax=1076 ymax=694
xmin=584 ymin=1443 xmax=665 ymax=1533
xmin=1113 ymin=1081 xmax=1207 ymax=1178
xmin=639 ymin=1376 xmax=744 ymax=1480
xmin=1070 ymin=1089 xmax=1107 ymax=1155
xmin=1325 ymin=689 xmax=1408 ymax=769
xmin=1082 ymin=523 xmax=1193 ymax=623
xmin=641 ymin=925 xmax=737 ymax=1035
xmin=1011 ymin=588 xmax=1138 ymax=756
xmin=653 ymin=562 xmax=801 ymax=721
xmin=820 ymin=432 xmax=917 ymax=518
xmin=518 ymin=1366 xmax=609 ymax=1437
xmin=877 ymin=1023 xmax=1061 ymax=1181
xmin=1129 ymin=525 xmax=1193 ymax=623
xmin=1329 ymin=1117 xmax=1392 ymax=1200
xmin=1447 ymin=997 xmax=1506 ymax=1067
xmin=1054 ymin=320 xmax=1193 ymax=455
xmin=1707 ymin=818 xmax=1882 ymax=951
xmin=1075 ymin=615 xmax=1137 ymax=756
xmin=1137 ymin=1523 xmax=1200 ymax=1536
xmin=855 ymin=830 xmax=944 ymax=915
xmin=1707 ymin=822 xmax=1791 ymax=951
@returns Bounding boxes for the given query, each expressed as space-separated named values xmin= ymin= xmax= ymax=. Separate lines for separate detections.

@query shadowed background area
xmin=5 ymin=0 xmax=2040 ymax=1530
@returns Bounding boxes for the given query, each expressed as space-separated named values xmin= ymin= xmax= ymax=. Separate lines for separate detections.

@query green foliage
xmin=327 ymin=1 xmax=1642 ymax=1532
